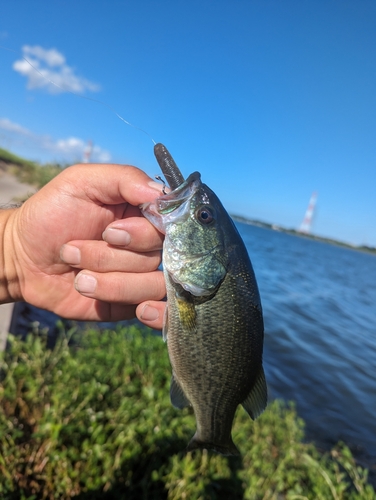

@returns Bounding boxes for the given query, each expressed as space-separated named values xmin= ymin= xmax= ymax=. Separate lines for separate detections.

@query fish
xmin=141 ymin=143 xmax=267 ymax=455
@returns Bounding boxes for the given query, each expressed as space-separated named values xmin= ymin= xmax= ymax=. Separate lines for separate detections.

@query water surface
xmin=237 ymin=222 xmax=376 ymax=465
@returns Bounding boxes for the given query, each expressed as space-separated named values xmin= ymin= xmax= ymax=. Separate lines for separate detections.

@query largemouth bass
xmin=141 ymin=144 xmax=267 ymax=455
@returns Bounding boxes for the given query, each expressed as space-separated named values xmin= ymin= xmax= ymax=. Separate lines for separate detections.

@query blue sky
xmin=1 ymin=1 xmax=376 ymax=247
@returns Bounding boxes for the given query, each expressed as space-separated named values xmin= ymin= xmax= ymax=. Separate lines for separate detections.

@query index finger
xmin=60 ymin=163 xmax=163 ymax=206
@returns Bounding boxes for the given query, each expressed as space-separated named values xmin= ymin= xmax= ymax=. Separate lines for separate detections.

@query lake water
xmin=10 ymin=222 xmax=376 ymax=471
xmin=236 ymin=222 xmax=376 ymax=469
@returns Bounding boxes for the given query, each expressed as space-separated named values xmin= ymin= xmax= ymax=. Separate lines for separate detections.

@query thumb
xmin=136 ymin=301 xmax=166 ymax=331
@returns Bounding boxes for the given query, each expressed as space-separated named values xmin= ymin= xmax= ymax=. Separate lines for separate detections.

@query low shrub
xmin=0 ymin=146 xmax=64 ymax=188
xmin=9 ymin=161 xmax=63 ymax=188
xmin=0 ymin=327 xmax=374 ymax=499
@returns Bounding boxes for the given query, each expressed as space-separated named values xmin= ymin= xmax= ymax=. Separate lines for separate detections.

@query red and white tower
xmin=82 ymin=140 xmax=93 ymax=163
xmin=299 ymin=191 xmax=317 ymax=234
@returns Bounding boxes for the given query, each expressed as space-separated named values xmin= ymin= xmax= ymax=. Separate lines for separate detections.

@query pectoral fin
xmin=176 ymin=295 xmax=196 ymax=332
xmin=242 ymin=366 xmax=268 ymax=420
xmin=170 ymin=373 xmax=191 ymax=409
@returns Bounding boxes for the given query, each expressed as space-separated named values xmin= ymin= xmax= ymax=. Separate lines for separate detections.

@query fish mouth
xmin=140 ymin=172 xmax=201 ymax=233
xmin=156 ymin=172 xmax=201 ymax=213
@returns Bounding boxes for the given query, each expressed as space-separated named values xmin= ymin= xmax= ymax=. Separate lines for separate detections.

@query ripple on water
xmin=237 ymin=223 xmax=376 ymax=462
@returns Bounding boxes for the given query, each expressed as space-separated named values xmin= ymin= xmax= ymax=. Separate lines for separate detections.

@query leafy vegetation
xmin=0 ymin=326 xmax=374 ymax=499
xmin=9 ymin=160 xmax=63 ymax=188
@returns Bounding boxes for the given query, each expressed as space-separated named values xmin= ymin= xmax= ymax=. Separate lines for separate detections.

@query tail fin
xmin=186 ymin=433 xmax=240 ymax=456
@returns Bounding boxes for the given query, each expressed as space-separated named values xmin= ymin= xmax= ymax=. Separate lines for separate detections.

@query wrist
xmin=0 ymin=209 xmax=21 ymax=304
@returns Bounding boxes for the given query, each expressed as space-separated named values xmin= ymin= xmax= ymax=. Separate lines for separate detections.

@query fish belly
xmin=166 ymin=270 xmax=264 ymax=455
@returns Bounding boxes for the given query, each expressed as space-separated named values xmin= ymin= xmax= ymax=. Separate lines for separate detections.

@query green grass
xmin=0 ymin=326 xmax=374 ymax=499
xmin=0 ymin=147 xmax=63 ymax=188
xmin=0 ymin=147 xmax=38 ymax=169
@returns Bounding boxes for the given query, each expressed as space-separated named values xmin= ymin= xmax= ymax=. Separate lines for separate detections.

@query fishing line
xmin=0 ymin=44 xmax=156 ymax=145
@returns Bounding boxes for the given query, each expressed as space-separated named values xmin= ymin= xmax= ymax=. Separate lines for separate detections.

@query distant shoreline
xmin=1 ymin=146 xmax=374 ymax=256
xmin=231 ymin=214 xmax=376 ymax=256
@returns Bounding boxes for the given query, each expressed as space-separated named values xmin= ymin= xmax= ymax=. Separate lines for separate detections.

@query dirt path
xmin=0 ymin=170 xmax=36 ymax=206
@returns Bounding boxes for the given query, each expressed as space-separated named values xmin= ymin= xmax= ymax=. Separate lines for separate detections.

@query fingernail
xmin=60 ymin=244 xmax=81 ymax=265
xmin=102 ymin=228 xmax=131 ymax=246
xmin=140 ymin=304 xmax=159 ymax=321
xmin=75 ymin=273 xmax=97 ymax=294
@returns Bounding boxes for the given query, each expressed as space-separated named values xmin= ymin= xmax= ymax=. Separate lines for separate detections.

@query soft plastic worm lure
xmin=154 ymin=143 xmax=185 ymax=190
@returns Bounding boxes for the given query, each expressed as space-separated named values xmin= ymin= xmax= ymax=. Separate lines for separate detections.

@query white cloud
xmin=12 ymin=45 xmax=101 ymax=95
xmin=0 ymin=117 xmax=111 ymax=163
xmin=52 ymin=136 xmax=86 ymax=155
xmin=92 ymin=145 xmax=111 ymax=163
xmin=51 ymin=137 xmax=110 ymax=162
xmin=0 ymin=117 xmax=32 ymax=136
xmin=23 ymin=45 xmax=66 ymax=67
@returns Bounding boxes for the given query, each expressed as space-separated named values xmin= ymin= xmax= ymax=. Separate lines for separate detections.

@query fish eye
xmin=196 ymin=206 xmax=215 ymax=225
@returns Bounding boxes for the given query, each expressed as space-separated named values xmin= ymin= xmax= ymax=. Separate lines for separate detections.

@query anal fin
xmin=242 ymin=366 xmax=268 ymax=420
xmin=170 ymin=373 xmax=191 ymax=409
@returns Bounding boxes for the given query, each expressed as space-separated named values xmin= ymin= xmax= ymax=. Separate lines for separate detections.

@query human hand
xmin=2 ymin=163 xmax=166 ymax=329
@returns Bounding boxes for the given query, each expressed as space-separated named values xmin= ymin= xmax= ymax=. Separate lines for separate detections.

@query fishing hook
xmin=155 ymin=175 xmax=168 ymax=195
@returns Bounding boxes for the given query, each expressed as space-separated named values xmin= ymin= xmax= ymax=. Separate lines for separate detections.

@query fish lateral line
xmin=0 ymin=44 xmax=156 ymax=145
